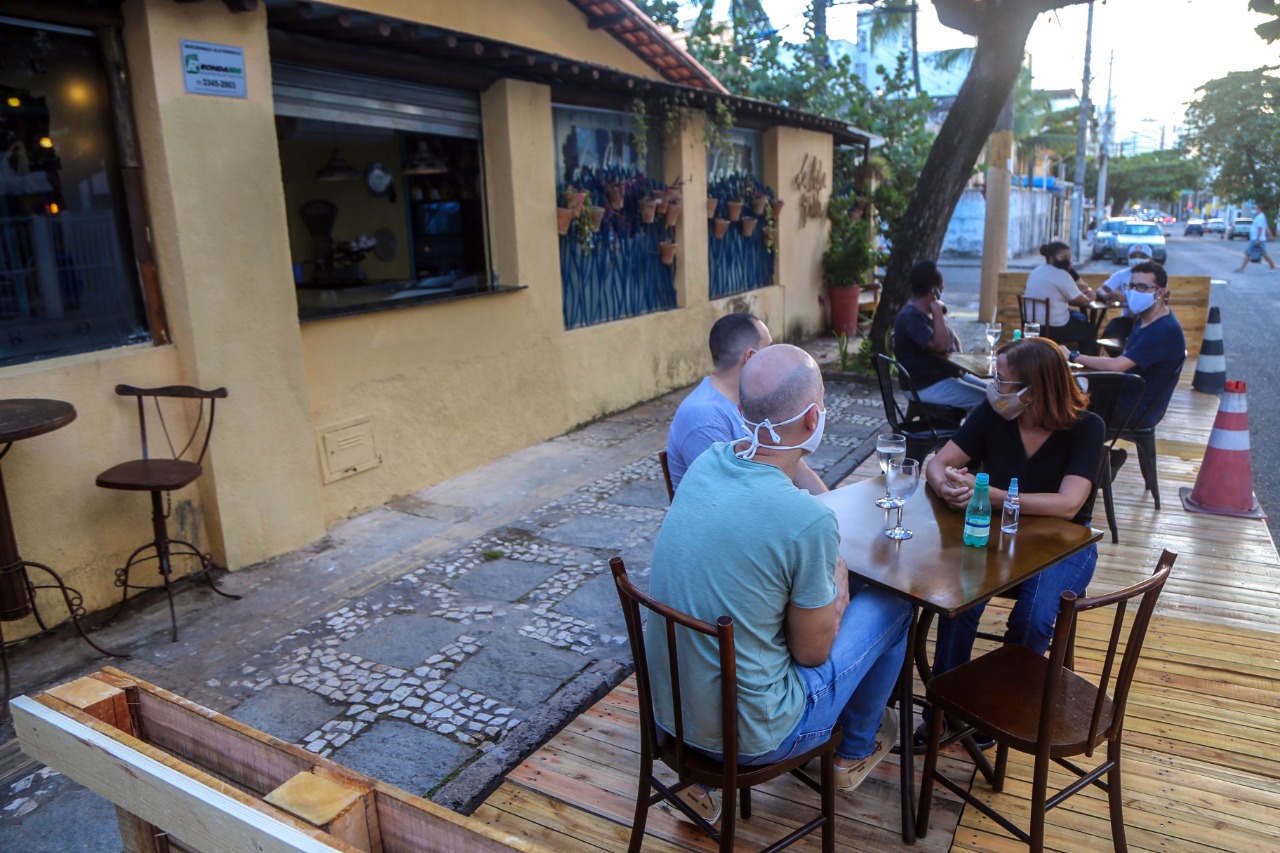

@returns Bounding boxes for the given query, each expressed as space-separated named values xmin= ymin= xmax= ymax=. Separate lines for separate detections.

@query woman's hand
xmin=935 ymin=465 xmax=975 ymax=510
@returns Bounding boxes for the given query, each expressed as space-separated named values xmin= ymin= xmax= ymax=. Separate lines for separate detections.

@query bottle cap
xmin=1008 ymin=477 xmax=1019 ymax=494
xmin=1012 ymin=329 xmax=1022 ymax=341
xmin=975 ymin=473 xmax=989 ymax=485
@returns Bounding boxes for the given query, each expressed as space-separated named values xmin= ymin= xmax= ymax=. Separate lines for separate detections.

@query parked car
xmin=1091 ymin=217 xmax=1133 ymax=260
xmin=1206 ymin=218 xmax=1226 ymax=233
xmin=1228 ymin=218 xmax=1253 ymax=240
xmin=1112 ymin=221 xmax=1168 ymax=264
xmin=1184 ymin=219 xmax=1205 ymax=236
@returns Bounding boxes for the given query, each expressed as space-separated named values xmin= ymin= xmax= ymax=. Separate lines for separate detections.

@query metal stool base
xmin=110 ymin=537 xmax=241 ymax=643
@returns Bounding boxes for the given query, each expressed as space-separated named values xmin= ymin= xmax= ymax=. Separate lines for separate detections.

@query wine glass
xmin=984 ymin=322 xmax=1002 ymax=358
xmin=875 ymin=434 xmax=906 ymax=508
xmin=884 ymin=458 xmax=920 ymax=540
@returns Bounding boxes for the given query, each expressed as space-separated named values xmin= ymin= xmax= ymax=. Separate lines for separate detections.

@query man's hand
xmin=935 ymin=465 xmax=975 ymax=510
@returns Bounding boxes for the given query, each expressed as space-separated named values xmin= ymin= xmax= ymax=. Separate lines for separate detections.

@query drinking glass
xmin=875 ymin=434 xmax=906 ymax=508
xmin=984 ymin=322 xmax=1002 ymax=358
xmin=1022 ymin=322 xmax=1041 ymax=338
xmin=884 ymin=458 xmax=920 ymax=540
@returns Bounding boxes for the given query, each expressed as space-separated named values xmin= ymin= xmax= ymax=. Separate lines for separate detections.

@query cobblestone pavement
xmin=0 ymin=368 xmax=887 ymax=852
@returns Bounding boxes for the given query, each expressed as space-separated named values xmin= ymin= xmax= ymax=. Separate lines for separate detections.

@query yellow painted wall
xmin=767 ymin=126 xmax=833 ymax=341
xmin=123 ymin=0 xmax=326 ymax=566
xmin=337 ymin=0 xmax=664 ymax=81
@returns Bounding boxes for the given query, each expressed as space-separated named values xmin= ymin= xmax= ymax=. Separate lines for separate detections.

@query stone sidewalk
xmin=0 ymin=359 xmax=888 ymax=852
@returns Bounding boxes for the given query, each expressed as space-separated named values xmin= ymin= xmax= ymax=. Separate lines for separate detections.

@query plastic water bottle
xmin=1001 ymin=477 xmax=1021 ymax=534
xmin=963 ymin=473 xmax=991 ymax=547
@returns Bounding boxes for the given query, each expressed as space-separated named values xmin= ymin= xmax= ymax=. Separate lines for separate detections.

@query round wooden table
xmin=0 ymin=399 xmax=77 ymax=621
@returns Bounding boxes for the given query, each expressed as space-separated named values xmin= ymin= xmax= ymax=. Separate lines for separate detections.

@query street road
xmin=939 ymin=233 xmax=1279 ymax=544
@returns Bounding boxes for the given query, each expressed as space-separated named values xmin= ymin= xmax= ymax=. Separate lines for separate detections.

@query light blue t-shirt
xmin=665 ymin=377 xmax=746 ymax=492
xmin=646 ymin=443 xmax=839 ymax=756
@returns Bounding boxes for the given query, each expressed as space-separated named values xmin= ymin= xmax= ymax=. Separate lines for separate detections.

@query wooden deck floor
xmin=475 ymin=365 xmax=1280 ymax=852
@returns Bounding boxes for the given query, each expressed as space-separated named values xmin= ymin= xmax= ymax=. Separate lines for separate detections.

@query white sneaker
xmin=661 ymin=784 xmax=721 ymax=826
xmin=835 ymin=707 xmax=898 ymax=792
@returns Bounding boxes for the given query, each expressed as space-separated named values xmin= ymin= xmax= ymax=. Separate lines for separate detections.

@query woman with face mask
xmin=913 ymin=338 xmax=1104 ymax=746
xmin=1024 ymin=241 xmax=1099 ymax=355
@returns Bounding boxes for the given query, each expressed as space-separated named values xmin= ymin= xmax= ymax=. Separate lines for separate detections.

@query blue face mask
xmin=735 ymin=403 xmax=826 ymax=459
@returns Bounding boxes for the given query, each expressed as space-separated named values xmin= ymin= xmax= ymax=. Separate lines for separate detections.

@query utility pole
xmin=1094 ymin=51 xmax=1113 ymax=222
xmin=1070 ymin=0 xmax=1095 ymax=261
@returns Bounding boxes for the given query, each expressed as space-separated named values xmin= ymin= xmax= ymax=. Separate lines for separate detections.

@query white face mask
xmin=1126 ymin=288 xmax=1158 ymax=314
xmin=985 ymin=382 xmax=1028 ymax=420
xmin=735 ymin=403 xmax=825 ymax=460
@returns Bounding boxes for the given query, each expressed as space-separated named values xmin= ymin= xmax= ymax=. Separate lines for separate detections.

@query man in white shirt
xmin=1236 ymin=203 xmax=1277 ymax=273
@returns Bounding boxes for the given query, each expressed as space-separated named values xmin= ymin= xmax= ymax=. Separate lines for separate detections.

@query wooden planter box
xmin=11 ymin=668 xmax=547 ymax=853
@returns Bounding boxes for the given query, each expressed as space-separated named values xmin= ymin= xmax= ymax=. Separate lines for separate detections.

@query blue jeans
xmin=932 ymin=542 xmax=1098 ymax=678
xmin=917 ymin=375 xmax=987 ymax=412
xmin=735 ymin=586 xmax=911 ymax=765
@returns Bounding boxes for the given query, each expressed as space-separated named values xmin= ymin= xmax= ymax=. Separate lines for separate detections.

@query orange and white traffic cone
xmin=1179 ymin=381 xmax=1265 ymax=518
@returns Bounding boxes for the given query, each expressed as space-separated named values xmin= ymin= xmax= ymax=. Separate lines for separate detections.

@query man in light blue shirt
xmin=665 ymin=312 xmax=826 ymax=494
xmin=649 ymin=344 xmax=909 ymax=822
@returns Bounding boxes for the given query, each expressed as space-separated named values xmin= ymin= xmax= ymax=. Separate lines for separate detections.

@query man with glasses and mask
xmin=1072 ymin=262 xmax=1186 ymax=474
xmin=665 ymin=312 xmax=827 ymax=495
xmin=1094 ymin=243 xmax=1155 ymax=343
xmin=647 ymin=344 xmax=910 ymax=824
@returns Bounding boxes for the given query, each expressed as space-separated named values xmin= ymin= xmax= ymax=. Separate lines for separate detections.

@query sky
xmin=750 ymin=0 xmax=1280 ymax=153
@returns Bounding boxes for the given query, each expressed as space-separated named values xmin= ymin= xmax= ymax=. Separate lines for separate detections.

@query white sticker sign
xmin=181 ymin=40 xmax=246 ymax=99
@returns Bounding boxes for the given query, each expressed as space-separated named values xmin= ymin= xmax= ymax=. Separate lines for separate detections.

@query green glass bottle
xmin=963 ymin=473 xmax=991 ymax=547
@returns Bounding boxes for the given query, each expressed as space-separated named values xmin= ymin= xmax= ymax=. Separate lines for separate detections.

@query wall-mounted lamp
xmin=316 ymin=147 xmax=359 ymax=182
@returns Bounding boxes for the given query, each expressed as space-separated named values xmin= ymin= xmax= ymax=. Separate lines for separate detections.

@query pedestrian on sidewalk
xmin=1235 ymin=202 xmax=1278 ymax=273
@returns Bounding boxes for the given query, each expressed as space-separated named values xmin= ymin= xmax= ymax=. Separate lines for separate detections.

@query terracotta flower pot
xmin=655 ymin=196 xmax=669 ymax=215
xmin=589 ymin=206 xmax=606 ymax=232
xmin=726 ymin=200 xmax=743 ymax=222
xmin=741 ymin=216 xmax=757 ymax=237
xmin=606 ymin=187 xmax=624 ymax=211
xmin=664 ymin=200 xmax=681 ymax=227
xmin=706 ymin=197 xmax=719 ymax=219
xmin=713 ymin=218 xmax=730 ymax=239
xmin=828 ymin=285 xmax=862 ymax=336
xmin=640 ymin=198 xmax=657 ymax=224
xmin=659 ymin=241 xmax=677 ymax=265
xmin=752 ymin=194 xmax=767 ymax=216
xmin=556 ymin=207 xmax=573 ymax=236
xmin=771 ymin=199 xmax=785 ymax=216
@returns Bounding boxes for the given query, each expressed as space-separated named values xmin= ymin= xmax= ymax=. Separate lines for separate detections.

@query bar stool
xmin=96 ymin=385 xmax=239 ymax=641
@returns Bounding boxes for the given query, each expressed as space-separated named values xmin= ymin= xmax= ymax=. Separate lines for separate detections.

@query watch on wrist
xmin=1069 ymin=350 xmax=1080 ymax=361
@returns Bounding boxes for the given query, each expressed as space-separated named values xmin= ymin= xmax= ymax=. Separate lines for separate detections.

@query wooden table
xmin=817 ymin=477 xmax=1101 ymax=843
xmin=0 ymin=399 xmax=119 ymax=721
xmin=1085 ymin=299 xmax=1123 ymax=334
xmin=948 ymin=352 xmax=996 ymax=379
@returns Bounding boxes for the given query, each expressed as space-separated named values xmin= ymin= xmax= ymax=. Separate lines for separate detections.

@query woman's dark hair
xmin=908 ymin=260 xmax=943 ymax=297
xmin=997 ymin=337 xmax=1089 ymax=431
xmin=1039 ymin=241 xmax=1070 ymax=261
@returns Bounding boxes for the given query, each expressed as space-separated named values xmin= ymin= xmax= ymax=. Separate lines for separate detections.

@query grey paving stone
xmin=328 ymin=720 xmax=470 ymax=797
xmin=451 ymin=558 xmax=561 ymax=602
xmin=451 ymin=630 xmax=587 ymax=711
xmin=0 ymin=775 xmax=120 ymax=853
xmin=338 ymin=614 xmax=465 ymax=670
xmin=385 ymin=497 xmax=473 ymax=531
xmin=606 ymin=479 xmax=671 ymax=509
xmin=553 ymin=572 xmax=626 ymax=634
xmin=540 ymin=514 xmax=658 ymax=550
xmin=229 ymin=686 xmax=338 ymax=744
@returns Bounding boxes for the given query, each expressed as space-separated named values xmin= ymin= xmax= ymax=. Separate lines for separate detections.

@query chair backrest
xmin=1083 ymin=372 xmax=1145 ymax=444
xmin=115 ymin=384 xmax=228 ymax=465
xmin=1041 ymin=549 xmax=1176 ymax=754
xmin=657 ymin=450 xmax=674 ymax=503
xmin=1018 ymin=294 xmax=1050 ymax=326
xmin=610 ymin=556 xmax=740 ymax=770
xmin=872 ymin=353 xmax=909 ymax=434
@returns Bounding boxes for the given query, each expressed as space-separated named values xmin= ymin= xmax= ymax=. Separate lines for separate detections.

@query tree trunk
xmin=870 ymin=0 xmax=1087 ymax=353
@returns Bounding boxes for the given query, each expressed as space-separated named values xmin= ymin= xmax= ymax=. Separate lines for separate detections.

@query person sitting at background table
xmin=891 ymin=260 xmax=987 ymax=412
xmin=917 ymin=337 xmax=1103 ymax=745
xmin=1094 ymin=243 xmax=1156 ymax=343
xmin=1024 ymin=241 xmax=1099 ymax=355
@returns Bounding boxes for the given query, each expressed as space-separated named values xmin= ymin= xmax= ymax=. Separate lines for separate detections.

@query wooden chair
xmin=1017 ymin=294 xmax=1051 ymax=328
xmin=609 ymin=556 xmax=840 ymax=853
xmin=917 ymin=550 xmax=1177 ymax=853
xmin=657 ymin=450 xmax=674 ymax=503
xmin=873 ymin=354 xmax=962 ymax=463
xmin=1116 ymin=358 xmax=1185 ymax=509
xmin=1081 ymin=372 xmax=1145 ymax=543
xmin=96 ymin=385 xmax=240 ymax=642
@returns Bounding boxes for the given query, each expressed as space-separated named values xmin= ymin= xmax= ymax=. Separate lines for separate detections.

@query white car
xmin=1228 ymin=218 xmax=1253 ymax=240
xmin=1206 ymin=218 xmax=1226 ymax=233
xmin=1112 ymin=221 xmax=1167 ymax=264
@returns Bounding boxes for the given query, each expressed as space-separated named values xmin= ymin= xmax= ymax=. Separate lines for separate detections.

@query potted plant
xmin=740 ymin=215 xmax=757 ymax=237
xmin=822 ymin=212 xmax=878 ymax=336
xmin=713 ymin=217 xmax=730 ymax=239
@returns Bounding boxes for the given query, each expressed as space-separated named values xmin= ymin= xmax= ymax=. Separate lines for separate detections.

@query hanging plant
xmin=704 ymin=99 xmax=735 ymax=161
xmin=631 ymin=96 xmax=650 ymax=170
